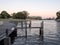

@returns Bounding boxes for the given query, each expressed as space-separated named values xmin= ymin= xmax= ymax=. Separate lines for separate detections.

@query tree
xmin=0 ymin=14 xmax=2 ymax=18
xmin=1 ymin=11 xmax=11 ymax=19
xmin=12 ymin=11 xmax=29 ymax=19
xmin=56 ymin=11 xmax=60 ymax=19
xmin=22 ymin=11 xmax=29 ymax=18
xmin=12 ymin=13 xmax=16 ymax=19
xmin=27 ymin=16 xmax=42 ymax=20
xmin=35 ymin=16 xmax=42 ymax=20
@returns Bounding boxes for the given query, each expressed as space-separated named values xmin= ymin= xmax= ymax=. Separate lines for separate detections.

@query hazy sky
xmin=0 ymin=0 xmax=60 ymax=18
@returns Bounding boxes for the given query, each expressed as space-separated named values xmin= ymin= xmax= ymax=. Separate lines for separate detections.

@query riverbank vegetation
xmin=0 ymin=10 xmax=28 ymax=19
xmin=0 ymin=11 xmax=11 ymax=19
xmin=0 ymin=10 xmax=42 ymax=20
xmin=12 ymin=11 xmax=29 ymax=19
xmin=27 ymin=16 xmax=42 ymax=20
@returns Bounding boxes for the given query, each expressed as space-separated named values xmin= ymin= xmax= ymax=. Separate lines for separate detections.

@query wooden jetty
xmin=13 ymin=20 xmax=44 ymax=45
xmin=16 ymin=20 xmax=44 ymax=38
xmin=0 ymin=19 xmax=44 ymax=45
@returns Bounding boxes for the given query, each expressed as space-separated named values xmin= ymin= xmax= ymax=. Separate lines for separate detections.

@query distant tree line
xmin=0 ymin=10 xmax=42 ymax=20
xmin=43 ymin=17 xmax=55 ymax=20
xmin=1 ymin=10 xmax=59 ymax=20
xmin=0 ymin=10 xmax=29 ymax=19
xmin=27 ymin=16 xmax=42 ymax=20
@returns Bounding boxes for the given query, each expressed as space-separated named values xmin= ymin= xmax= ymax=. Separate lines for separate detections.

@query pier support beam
xmin=25 ymin=21 xmax=27 ymax=37
xmin=29 ymin=20 xmax=31 ymax=31
xmin=39 ymin=21 xmax=44 ymax=41
xmin=21 ymin=21 xmax=23 ymax=30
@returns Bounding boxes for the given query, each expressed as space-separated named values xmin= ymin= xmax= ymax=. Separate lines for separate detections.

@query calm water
xmin=0 ymin=20 xmax=60 ymax=45
xmin=13 ymin=20 xmax=60 ymax=45
xmin=43 ymin=20 xmax=60 ymax=45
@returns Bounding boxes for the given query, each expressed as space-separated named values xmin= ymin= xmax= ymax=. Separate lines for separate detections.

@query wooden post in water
xmin=25 ymin=20 xmax=27 ymax=37
xmin=39 ymin=21 xmax=44 ymax=41
xmin=29 ymin=20 xmax=31 ymax=31
xmin=21 ymin=21 xmax=23 ymax=30
xmin=14 ymin=28 xmax=17 ymax=37
xmin=29 ymin=20 xmax=31 ymax=28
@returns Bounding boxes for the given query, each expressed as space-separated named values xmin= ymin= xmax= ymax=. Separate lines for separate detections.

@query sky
xmin=0 ymin=0 xmax=60 ymax=18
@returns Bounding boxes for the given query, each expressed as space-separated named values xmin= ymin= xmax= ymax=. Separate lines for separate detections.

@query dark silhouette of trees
xmin=12 ymin=11 xmax=29 ymax=19
xmin=27 ymin=16 xmax=42 ymax=20
xmin=56 ymin=11 xmax=60 ymax=19
xmin=0 ymin=11 xmax=11 ymax=19
xmin=12 ymin=13 xmax=16 ymax=19
xmin=0 ymin=10 xmax=29 ymax=19
xmin=0 ymin=14 xmax=2 ymax=18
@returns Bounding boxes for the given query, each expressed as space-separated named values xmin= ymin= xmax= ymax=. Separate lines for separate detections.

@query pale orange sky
xmin=0 ymin=0 xmax=60 ymax=18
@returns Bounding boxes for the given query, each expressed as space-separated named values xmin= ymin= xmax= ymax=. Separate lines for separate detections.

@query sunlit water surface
xmin=0 ymin=20 xmax=60 ymax=45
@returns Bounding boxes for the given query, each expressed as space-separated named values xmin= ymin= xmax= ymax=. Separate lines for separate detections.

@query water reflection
xmin=44 ymin=20 xmax=60 ymax=45
xmin=56 ymin=22 xmax=60 ymax=41
xmin=9 ymin=20 xmax=60 ymax=45
xmin=56 ymin=22 xmax=60 ymax=34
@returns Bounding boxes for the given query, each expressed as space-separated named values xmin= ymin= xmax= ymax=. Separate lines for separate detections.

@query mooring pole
xmin=29 ymin=20 xmax=31 ymax=28
xmin=29 ymin=20 xmax=31 ymax=31
xmin=21 ymin=21 xmax=23 ymax=30
xmin=14 ymin=28 xmax=17 ymax=37
xmin=39 ymin=21 xmax=44 ymax=41
xmin=25 ymin=20 xmax=27 ymax=37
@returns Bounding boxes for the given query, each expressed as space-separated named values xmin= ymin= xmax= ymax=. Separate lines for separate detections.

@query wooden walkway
xmin=17 ymin=27 xmax=41 ymax=29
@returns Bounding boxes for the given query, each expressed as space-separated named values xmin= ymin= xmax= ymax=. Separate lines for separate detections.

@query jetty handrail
xmin=17 ymin=27 xmax=41 ymax=29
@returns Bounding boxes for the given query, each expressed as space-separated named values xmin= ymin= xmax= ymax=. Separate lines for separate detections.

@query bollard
xmin=4 ymin=37 xmax=11 ymax=45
